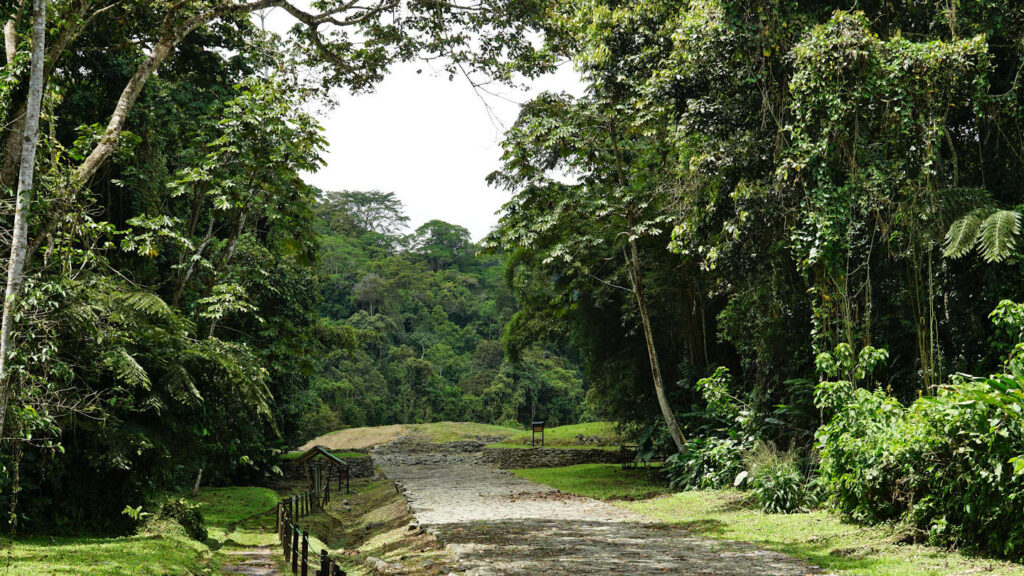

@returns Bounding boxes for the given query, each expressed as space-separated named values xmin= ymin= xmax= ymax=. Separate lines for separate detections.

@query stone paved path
xmin=378 ymin=448 xmax=819 ymax=576
xmin=221 ymin=546 xmax=280 ymax=575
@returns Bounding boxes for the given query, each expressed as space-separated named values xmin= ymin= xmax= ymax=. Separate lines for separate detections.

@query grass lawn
xmin=280 ymin=449 xmax=367 ymax=461
xmin=4 ymin=486 xmax=282 ymax=576
xmin=299 ymin=421 xmax=523 ymax=451
xmin=189 ymin=486 xmax=279 ymax=542
xmin=409 ymin=421 xmax=521 ymax=444
xmin=488 ymin=421 xmax=620 ymax=449
xmin=514 ymin=464 xmax=669 ymax=500
xmin=2 ymin=529 xmax=212 ymax=576
xmin=517 ymin=463 xmax=1024 ymax=576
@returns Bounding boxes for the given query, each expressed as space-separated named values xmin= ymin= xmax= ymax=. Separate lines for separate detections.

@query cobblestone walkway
xmin=380 ymin=456 xmax=818 ymax=576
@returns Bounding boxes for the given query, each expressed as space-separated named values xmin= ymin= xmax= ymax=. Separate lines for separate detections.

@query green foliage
xmin=744 ymin=442 xmax=816 ymax=514
xmin=750 ymin=462 xmax=808 ymax=515
xmin=945 ymin=209 xmax=1023 ymax=263
xmin=663 ymin=437 xmax=745 ymax=490
xmin=815 ymin=307 xmax=1024 ymax=557
xmin=160 ymin=499 xmax=207 ymax=542
xmin=309 ymin=191 xmax=585 ymax=435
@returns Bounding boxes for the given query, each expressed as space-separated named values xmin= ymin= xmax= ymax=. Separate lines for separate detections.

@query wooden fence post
xmin=301 ymin=533 xmax=309 ymax=576
xmin=291 ymin=526 xmax=299 ymax=573
xmin=282 ymin=517 xmax=290 ymax=561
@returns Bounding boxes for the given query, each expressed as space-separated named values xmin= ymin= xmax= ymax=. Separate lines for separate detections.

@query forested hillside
xmin=0 ymin=0 xmax=555 ymax=532
xmin=296 ymin=190 xmax=584 ymax=440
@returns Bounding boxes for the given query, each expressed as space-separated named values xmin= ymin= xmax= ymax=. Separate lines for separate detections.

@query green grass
xmin=280 ymin=449 xmax=367 ymax=461
xmin=189 ymin=486 xmax=279 ymax=541
xmin=5 ymin=486 xmax=283 ymax=575
xmin=623 ymin=491 xmax=1024 ymax=576
xmin=407 ymin=421 xmax=522 ymax=444
xmin=514 ymin=464 xmax=670 ymax=500
xmin=3 ymin=527 xmax=212 ymax=576
xmin=517 ymin=463 xmax=1024 ymax=576
xmin=488 ymin=421 xmax=620 ymax=449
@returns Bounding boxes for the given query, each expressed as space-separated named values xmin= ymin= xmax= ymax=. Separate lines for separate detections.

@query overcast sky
xmin=259 ymin=9 xmax=582 ymax=241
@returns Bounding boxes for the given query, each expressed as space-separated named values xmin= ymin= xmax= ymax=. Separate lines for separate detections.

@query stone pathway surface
xmin=375 ymin=442 xmax=819 ymax=576
xmin=221 ymin=546 xmax=280 ymax=575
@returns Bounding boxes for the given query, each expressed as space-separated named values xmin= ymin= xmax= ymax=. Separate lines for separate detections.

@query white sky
xmin=257 ymin=8 xmax=583 ymax=241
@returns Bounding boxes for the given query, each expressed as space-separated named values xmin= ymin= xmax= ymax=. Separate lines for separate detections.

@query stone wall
xmin=347 ymin=454 xmax=375 ymax=478
xmin=480 ymin=447 xmax=621 ymax=469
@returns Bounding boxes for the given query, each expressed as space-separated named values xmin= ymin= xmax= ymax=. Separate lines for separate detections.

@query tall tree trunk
xmin=628 ymin=237 xmax=687 ymax=454
xmin=3 ymin=19 xmax=17 ymax=65
xmin=191 ymin=467 xmax=204 ymax=497
xmin=206 ymin=209 xmax=247 ymax=338
xmin=0 ymin=0 xmax=45 ymax=441
xmin=608 ymin=115 xmax=687 ymax=454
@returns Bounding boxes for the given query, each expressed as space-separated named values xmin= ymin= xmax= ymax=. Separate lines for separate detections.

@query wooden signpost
xmin=532 ymin=421 xmax=545 ymax=447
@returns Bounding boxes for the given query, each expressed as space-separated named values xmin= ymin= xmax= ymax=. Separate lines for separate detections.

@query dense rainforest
xmin=301 ymin=190 xmax=585 ymax=439
xmin=3 ymin=0 xmax=1024 ymax=566
xmin=0 ymin=0 xmax=558 ymax=531
xmin=488 ymin=0 xmax=1024 ymax=559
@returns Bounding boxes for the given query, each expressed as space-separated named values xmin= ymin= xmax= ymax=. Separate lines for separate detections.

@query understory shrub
xmin=663 ymin=437 xmax=744 ymax=489
xmin=816 ymin=376 xmax=1024 ymax=557
xmin=743 ymin=442 xmax=816 ymax=513
xmin=160 ymin=499 xmax=208 ymax=542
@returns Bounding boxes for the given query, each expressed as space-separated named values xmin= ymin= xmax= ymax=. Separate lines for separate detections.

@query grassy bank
xmin=280 ymin=449 xmax=367 ymax=461
xmin=488 ymin=421 xmax=620 ymax=449
xmin=270 ymin=476 xmax=451 ymax=575
xmin=4 ymin=486 xmax=281 ymax=576
xmin=514 ymin=464 xmax=669 ymax=500
xmin=300 ymin=421 xmax=522 ymax=451
xmin=517 ymin=463 xmax=1024 ymax=576
xmin=411 ymin=421 xmax=520 ymax=444
xmin=3 ymin=529 xmax=212 ymax=576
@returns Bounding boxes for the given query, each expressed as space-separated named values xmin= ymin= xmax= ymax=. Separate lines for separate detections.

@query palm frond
xmin=979 ymin=210 xmax=1021 ymax=263
xmin=944 ymin=212 xmax=983 ymax=259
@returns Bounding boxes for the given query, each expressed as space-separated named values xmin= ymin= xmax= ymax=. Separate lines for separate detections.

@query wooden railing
xmin=276 ymin=488 xmax=346 ymax=575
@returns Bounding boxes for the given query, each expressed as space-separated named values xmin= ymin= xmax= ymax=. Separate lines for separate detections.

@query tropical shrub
xmin=663 ymin=437 xmax=745 ymax=490
xmin=743 ymin=442 xmax=815 ymax=514
xmin=160 ymin=499 xmax=207 ymax=542
xmin=816 ymin=305 xmax=1024 ymax=558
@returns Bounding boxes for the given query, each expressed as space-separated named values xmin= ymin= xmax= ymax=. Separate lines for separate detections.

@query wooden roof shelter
xmin=292 ymin=445 xmax=351 ymax=495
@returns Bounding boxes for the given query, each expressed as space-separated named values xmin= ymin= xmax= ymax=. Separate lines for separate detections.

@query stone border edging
xmin=480 ymin=447 xmax=620 ymax=469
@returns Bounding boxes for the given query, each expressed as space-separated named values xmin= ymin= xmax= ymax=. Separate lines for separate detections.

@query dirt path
xmin=377 ymin=444 xmax=818 ymax=576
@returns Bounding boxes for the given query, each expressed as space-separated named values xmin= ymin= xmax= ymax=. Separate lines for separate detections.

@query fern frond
xmin=944 ymin=213 xmax=983 ymax=259
xmin=979 ymin=210 xmax=1021 ymax=263
xmin=105 ymin=348 xmax=151 ymax=389
xmin=163 ymin=363 xmax=203 ymax=406
xmin=189 ymin=339 xmax=274 ymax=421
xmin=121 ymin=291 xmax=173 ymax=320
